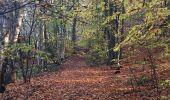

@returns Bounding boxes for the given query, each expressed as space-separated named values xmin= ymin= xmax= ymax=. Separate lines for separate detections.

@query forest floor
xmin=1 ymin=53 xmax=170 ymax=100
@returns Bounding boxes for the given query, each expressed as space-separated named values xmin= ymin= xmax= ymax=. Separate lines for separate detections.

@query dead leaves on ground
xmin=1 ymin=56 xmax=170 ymax=100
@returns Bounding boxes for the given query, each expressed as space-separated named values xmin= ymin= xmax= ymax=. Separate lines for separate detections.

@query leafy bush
xmin=0 ymin=43 xmax=49 ymax=61
xmin=86 ymin=48 xmax=107 ymax=66
xmin=161 ymin=96 xmax=168 ymax=100
xmin=161 ymin=79 xmax=170 ymax=89
xmin=136 ymin=75 xmax=151 ymax=86
xmin=126 ymin=74 xmax=151 ymax=86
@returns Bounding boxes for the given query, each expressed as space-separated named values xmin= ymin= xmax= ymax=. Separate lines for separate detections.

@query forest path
xmin=3 ymin=55 xmax=131 ymax=100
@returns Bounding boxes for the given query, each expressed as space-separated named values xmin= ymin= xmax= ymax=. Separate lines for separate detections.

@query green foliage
xmin=136 ymin=75 xmax=151 ymax=86
xmin=114 ymin=0 xmax=170 ymax=58
xmin=0 ymin=43 xmax=50 ymax=62
xmin=86 ymin=48 xmax=107 ymax=66
xmin=44 ymin=40 xmax=58 ymax=63
xmin=161 ymin=79 xmax=170 ymax=89
xmin=161 ymin=96 xmax=168 ymax=100
xmin=127 ymin=74 xmax=151 ymax=86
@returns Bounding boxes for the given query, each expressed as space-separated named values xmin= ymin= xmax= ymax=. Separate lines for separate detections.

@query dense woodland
xmin=0 ymin=0 xmax=170 ymax=99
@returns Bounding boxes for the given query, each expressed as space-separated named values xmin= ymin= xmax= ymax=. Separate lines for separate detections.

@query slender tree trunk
xmin=0 ymin=15 xmax=4 ymax=84
xmin=120 ymin=1 xmax=125 ymax=59
xmin=42 ymin=21 xmax=47 ymax=68
xmin=11 ymin=1 xmax=24 ymax=83
xmin=72 ymin=16 xmax=77 ymax=50
xmin=105 ymin=1 xmax=117 ymax=65
xmin=142 ymin=0 xmax=146 ymax=7
xmin=60 ymin=20 xmax=66 ymax=60
xmin=117 ymin=0 xmax=125 ymax=68
xmin=0 ymin=0 xmax=13 ymax=85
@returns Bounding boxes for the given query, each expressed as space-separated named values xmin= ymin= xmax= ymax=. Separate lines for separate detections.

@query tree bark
xmin=104 ymin=1 xmax=117 ymax=65
xmin=0 ymin=0 xmax=13 ymax=85
xmin=72 ymin=16 xmax=77 ymax=49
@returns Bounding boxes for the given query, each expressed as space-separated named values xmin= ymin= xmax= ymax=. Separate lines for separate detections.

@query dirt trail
xmin=2 ymin=56 xmax=132 ymax=100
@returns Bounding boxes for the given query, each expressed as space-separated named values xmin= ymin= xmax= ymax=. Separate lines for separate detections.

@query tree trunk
xmin=60 ymin=20 xmax=66 ymax=60
xmin=104 ymin=1 xmax=117 ymax=65
xmin=0 ymin=14 xmax=4 ymax=85
xmin=72 ymin=17 xmax=77 ymax=49
xmin=11 ymin=1 xmax=24 ymax=83
xmin=0 ymin=0 xmax=24 ymax=84
xmin=0 ymin=0 xmax=13 ymax=85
